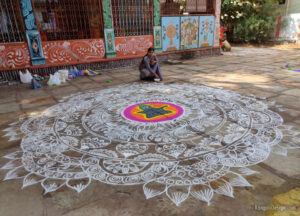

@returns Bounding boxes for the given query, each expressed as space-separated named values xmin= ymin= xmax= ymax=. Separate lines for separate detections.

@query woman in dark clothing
xmin=139 ymin=48 xmax=163 ymax=81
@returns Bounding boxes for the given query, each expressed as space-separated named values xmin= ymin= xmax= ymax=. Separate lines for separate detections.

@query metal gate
xmin=111 ymin=0 xmax=154 ymax=37
xmin=0 ymin=0 xmax=25 ymax=43
xmin=32 ymin=0 xmax=104 ymax=41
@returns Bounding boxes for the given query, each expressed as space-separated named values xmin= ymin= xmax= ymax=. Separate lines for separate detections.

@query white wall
xmin=277 ymin=13 xmax=300 ymax=41
xmin=287 ymin=0 xmax=300 ymax=14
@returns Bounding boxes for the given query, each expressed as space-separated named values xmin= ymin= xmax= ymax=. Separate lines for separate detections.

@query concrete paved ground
xmin=0 ymin=47 xmax=300 ymax=216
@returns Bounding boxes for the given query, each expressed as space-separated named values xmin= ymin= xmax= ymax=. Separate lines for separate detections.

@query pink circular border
xmin=123 ymin=101 xmax=184 ymax=123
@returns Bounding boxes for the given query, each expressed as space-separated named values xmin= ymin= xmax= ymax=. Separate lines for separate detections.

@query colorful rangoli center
xmin=123 ymin=102 xmax=184 ymax=123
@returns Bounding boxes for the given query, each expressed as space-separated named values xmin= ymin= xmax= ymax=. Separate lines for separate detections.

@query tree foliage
xmin=221 ymin=0 xmax=283 ymax=43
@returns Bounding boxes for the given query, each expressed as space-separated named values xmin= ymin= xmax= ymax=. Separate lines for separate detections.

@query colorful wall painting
xmin=153 ymin=0 xmax=161 ymax=26
xmin=42 ymin=39 xmax=105 ymax=65
xmin=20 ymin=0 xmax=45 ymax=65
xmin=214 ymin=0 xmax=221 ymax=47
xmin=199 ymin=16 xmax=215 ymax=47
xmin=153 ymin=26 xmax=162 ymax=51
xmin=180 ymin=16 xmax=199 ymax=50
xmin=26 ymin=31 xmax=45 ymax=62
xmin=104 ymin=28 xmax=116 ymax=58
xmin=162 ymin=17 xmax=180 ymax=52
xmin=115 ymin=36 xmax=153 ymax=57
xmin=0 ymin=43 xmax=31 ymax=71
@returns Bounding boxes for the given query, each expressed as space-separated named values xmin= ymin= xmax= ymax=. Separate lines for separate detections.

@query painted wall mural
xmin=0 ymin=43 xmax=31 ymax=71
xmin=42 ymin=39 xmax=105 ymax=65
xmin=199 ymin=16 xmax=215 ymax=47
xmin=20 ymin=0 xmax=45 ymax=65
xmin=180 ymin=16 xmax=199 ymax=50
xmin=162 ymin=17 xmax=180 ymax=52
xmin=153 ymin=26 xmax=162 ymax=51
xmin=19 ymin=0 xmax=37 ymax=31
xmin=101 ymin=0 xmax=113 ymax=29
xmin=115 ymin=36 xmax=153 ymax=57
xmin=214 ymin=0 xmax=221 ymax=47
xmin=153 ymin=0 xmax=161 ymax=26
xmin=104 ymin=28 xmax=117 ymax=58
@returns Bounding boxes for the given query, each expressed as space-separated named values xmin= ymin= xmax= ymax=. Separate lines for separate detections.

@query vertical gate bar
xmin=78 ymin=0 xmax=82 ymax=38
xmin=121 ymin=0 xmax=124 ymax=36
xmin=112 ymin=0 xmax=117 ymax=37
xmin=128 ymin=0 xmax=131 ymax=36
xmin=122 ymin=0 xmax=124 ymax=36
xmin=126 ymin=0 xmax=129 ymax=36
xmin=0 ymin=2 xmax=6 ymax=42
xmin=135 ymin=0 xmax=138 ymax=36
xmin=86 ymin=0 xmax=90 ymax=38
xmin=137 ymin=0 xmax=140 ymax=36
xmin=9 ymin=0 xmax=20 ymax=41
xmin=129 ymin=0 xmax=132 ymax=36
xmin=77 ymin=0 xmax=82 ymax=39
xmin=69 ymin=0 xmax=76 ymax=39
xmin=3 ymin=0 xmax=10 ymax=42
xmin=143 ymin=0 xmax=145 ymax=35
xmin=132 ymin=0 xmax=134 ymax=36
xmin=4 ymin=0 xmax=16 ymax=42
xmin=117 ymin=0 xmax=120 ymax=37
xmin=141 ymin=0 xmax=143 ymax=35
xmin=63 ymin=1 xmax=69 ymax=39
xmin=145 ymin=0 xmax=147 ymax=35
xmin=146 ymin=0 xmax=149 ymax=35
xmin=98 ymin=0 xmax=103 ymax=38
xmin=82 ymin=0 xmax=88 ymax=39
xmin=79 ymin=0 xmax=85 ymax=39
xmin=113 ymin=0 xmax=116 ymax=37
xmin=118 ymin=0 xmax=121 ymax=37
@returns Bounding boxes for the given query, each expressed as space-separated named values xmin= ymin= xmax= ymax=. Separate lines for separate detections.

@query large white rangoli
xmin=1 ymin=83 xmax=300 ymax=206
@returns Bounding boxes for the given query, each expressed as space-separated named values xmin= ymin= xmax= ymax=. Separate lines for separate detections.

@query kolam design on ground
xmin=1 ymin=83 xmax=300 ymax=206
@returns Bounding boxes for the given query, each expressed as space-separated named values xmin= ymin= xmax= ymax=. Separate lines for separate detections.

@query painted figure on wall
xmin=180 ymin=17 xmax=199 ymax=49
xmin=162 ymin=17 xmax=180 ymax=52
xmin=30 ymin=35 xmax=40 ymax=57
xmin=201 ymin=19 xmax=213 ymax=47
xmin=155 ymin=29 xmax=161 ymax=48
xmin=107 ymin=32 xmax=114 ymax=51
xmin=165 ymin=22 xmax=177 ymax=50
xmin=199 ymin=16 xmax=215 ymax=48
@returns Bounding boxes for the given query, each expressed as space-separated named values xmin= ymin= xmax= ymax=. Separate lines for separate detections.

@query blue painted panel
xmin=180 ymin=16 xmax=199 ymax=50
xmin=20 ymin=0 xmax=37 ymax=30
xmin=26 ymin=30 xmax=45 ymax=65
xmin=20 ymin=0 xmax=45 ymax=65
xmin=199 ymin=16 xmax=215 ymax=47
xmin=162 ymin=17 xmax=180 ymax=52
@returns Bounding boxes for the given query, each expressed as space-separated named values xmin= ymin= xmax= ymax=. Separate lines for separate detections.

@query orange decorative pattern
xmin=42 ymin=39 xmax=105 ymax=65
xmin=0 ymin=43 xmax=31 ymax=71
xmin=115 ymin=36 xmax=153 ymax=57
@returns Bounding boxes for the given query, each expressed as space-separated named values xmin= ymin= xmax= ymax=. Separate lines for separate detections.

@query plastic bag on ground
xmin=58 ymin=70 xmax=69 ymax=83
xmin=19 ymin=69 xmax=33 ymax=84
xmin=47 ymin=72 xmax=61 ymax=86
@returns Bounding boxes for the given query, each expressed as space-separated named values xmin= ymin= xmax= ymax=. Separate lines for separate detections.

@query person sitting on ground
xmin=139 ymin=48 xmax=163 ymax=81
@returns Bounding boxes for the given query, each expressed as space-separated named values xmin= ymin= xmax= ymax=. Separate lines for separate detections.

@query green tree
xmin=221 ymin=0 xmax=283 ymax=43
